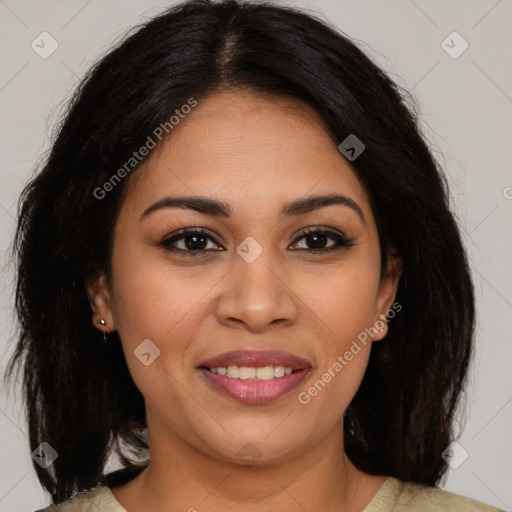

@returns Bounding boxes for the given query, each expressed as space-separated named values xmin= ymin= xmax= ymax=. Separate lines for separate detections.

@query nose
xmin=214 ymin=247 xmax=299 ymax=333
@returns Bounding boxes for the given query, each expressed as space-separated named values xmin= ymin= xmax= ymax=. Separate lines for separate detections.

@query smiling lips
xmin=198 ymin=349 xmax=311 ymax=404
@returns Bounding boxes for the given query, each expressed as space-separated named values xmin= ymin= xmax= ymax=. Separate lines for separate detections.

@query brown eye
xmin=158 ymin=229 xmax=224 ymax=256
xmin=290 ymin=228 xmax=355 ymax=254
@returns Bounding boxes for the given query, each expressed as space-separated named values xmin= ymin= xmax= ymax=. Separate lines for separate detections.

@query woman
xmin=5 ymin=0 xmax=503 ymax=510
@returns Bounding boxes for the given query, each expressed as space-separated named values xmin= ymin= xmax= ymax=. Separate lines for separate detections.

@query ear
xmin=373 ymin=254 xmax=402 ymax=341
xmin=85 ymin=273 xmax=115 ymax=333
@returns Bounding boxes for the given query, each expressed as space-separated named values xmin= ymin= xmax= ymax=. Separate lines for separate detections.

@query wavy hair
xmin=5 ymin=0 xmax=474 ymax=505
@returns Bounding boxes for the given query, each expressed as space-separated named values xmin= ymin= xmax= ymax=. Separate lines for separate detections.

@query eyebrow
xmin=140 ymin=193 xmax=365 ymax=224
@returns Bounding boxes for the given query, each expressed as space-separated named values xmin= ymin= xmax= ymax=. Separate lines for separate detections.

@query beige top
xmin=35 ymin=476 xmax=504 ymax=511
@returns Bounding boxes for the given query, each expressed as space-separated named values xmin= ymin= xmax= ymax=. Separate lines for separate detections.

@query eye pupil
xmin=185 ymin=234 xmax=207 ymax=250
xmin=307 ymin=233 xmax=327 ymax=249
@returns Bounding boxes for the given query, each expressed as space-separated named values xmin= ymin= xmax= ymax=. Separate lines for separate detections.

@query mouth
xmin=197 ymin=349 xmax=311 ymax=404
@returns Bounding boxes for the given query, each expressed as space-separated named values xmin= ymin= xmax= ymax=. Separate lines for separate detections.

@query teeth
xmin=274 ymin=366 xmax=285 ymax=378
xmin=239 ymin=367 xmax=256 ymax=380
xmin=227 ymin=365 xmax=240 ymax=378
xmin=209 ymin=365 xmax=294 ymax=380
xmin=257 ymin=366 xmax=275 ymax=380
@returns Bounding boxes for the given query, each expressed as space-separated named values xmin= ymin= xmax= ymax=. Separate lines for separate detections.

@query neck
xmin=111 ymin=422 xmax=387 ymax=512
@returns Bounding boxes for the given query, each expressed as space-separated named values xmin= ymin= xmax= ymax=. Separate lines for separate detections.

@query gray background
xmin=0 ymin=1 xmax=511 ymax=510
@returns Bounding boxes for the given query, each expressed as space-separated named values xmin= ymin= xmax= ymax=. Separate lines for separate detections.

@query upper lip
xmin=198 ymin=350 xmax=311 ymax=371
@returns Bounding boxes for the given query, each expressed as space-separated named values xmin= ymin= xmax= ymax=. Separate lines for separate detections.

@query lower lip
xmin=198 ymin=368 xmax=310 ymax=404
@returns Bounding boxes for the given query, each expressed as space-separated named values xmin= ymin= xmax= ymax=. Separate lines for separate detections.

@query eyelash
xmin=157 ymin=227 xmax=355 ymax=256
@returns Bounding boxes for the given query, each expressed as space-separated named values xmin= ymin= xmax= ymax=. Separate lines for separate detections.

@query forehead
xmin=121 ymin=89 xmax=372 ymax=220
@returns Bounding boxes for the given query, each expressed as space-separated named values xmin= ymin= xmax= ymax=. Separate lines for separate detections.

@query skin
xmin=87 ymin=89 xmax=401 ymax=512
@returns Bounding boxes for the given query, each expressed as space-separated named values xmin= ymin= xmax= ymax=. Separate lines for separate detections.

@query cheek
xmin=107 ymin=248 xmax=199 ymax=410
xmin=109 ymin=241 xmax=209 ymax=342
xmin=108 ymin=240 xmax=223 ymax=394
xmin=297 ymin=270 xmax=377 ymax=420
xmin=296 ymin=255 xmax=381 ymax=408
xmin=302 ymin=260 xmax=381 ymax=344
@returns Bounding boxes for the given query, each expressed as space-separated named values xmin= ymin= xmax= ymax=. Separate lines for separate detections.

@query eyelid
xmin=162 ymin=226 xmax=221 ymax=243
xmin=293 ymin=225 xmax=351 ymax=241
xmin=156 ymin=227 xmax=223 ymax=252
xmin=289 ymin=226 xmax=356 ymax=252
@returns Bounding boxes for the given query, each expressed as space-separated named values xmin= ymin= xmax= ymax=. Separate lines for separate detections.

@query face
xmin=88 ymin=89 xmax=400 ymax=466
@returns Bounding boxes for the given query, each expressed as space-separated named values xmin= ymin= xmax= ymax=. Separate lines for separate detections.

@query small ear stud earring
xmin=97 ymin=319 xmax=107 ymax=343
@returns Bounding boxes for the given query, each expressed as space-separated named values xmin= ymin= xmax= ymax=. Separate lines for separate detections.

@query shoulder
xmin=365 ymin=477 xmax=505 ymax=512
xmin=33 ymin=485 xmax=125 ymax=512
xmin=398 ymin=480 xmax=504 ymax=511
